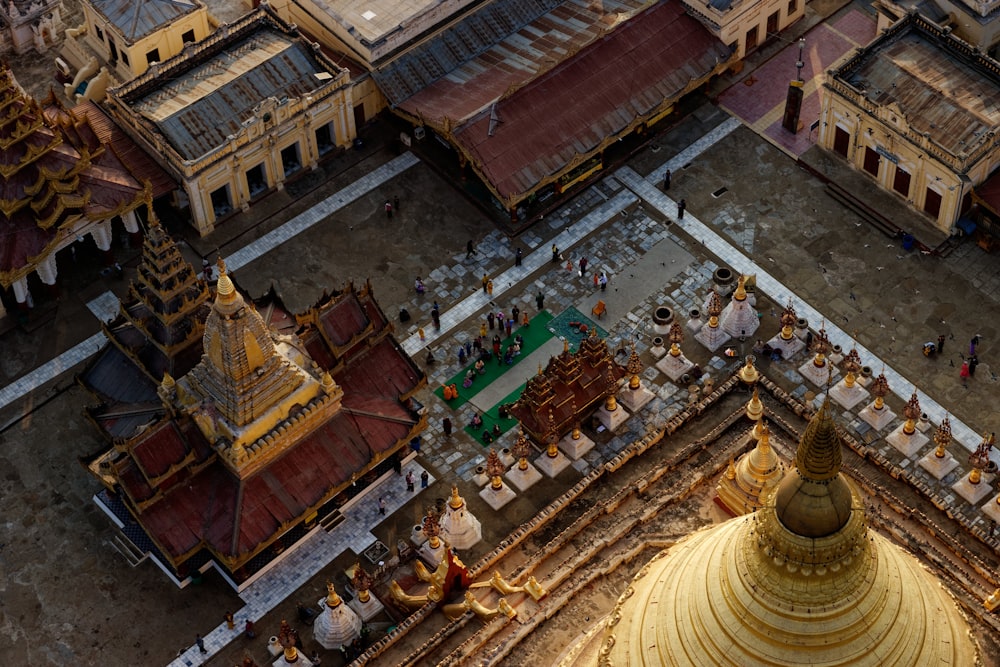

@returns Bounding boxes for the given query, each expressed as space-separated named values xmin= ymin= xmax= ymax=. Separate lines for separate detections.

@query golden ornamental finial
xmin=449 ymin=485 xmax=464 ymax=509
xmin=738 ymin=355 xmax=759 ymax=384
xmin=733 ymin=274 xmax=747 ymax=301
xmin=326 ymin=582 xmax=342 ymax=607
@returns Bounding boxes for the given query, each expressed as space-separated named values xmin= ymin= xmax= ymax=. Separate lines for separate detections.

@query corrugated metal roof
xmin=842 ymin=31 xmax=1000 ymax=156
xmin=91 ymin=0 xmax=200 ymax=43
xmin=131 ymin=30 xmax=334 ymax=160
xmin=447 ymin=1 xmax=732 ymax=200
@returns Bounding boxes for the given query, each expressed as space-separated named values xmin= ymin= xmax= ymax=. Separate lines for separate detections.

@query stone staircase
xmin=110 ymin=531 xmax=147 ymax=567
xmin=320 ymin=510 xmax=346 ymax=533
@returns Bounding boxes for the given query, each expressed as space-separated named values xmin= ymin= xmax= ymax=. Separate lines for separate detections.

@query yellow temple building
xmin=564 ymin=398 xmax=980 ymax=666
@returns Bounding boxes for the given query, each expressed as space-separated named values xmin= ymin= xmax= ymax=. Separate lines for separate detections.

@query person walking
xmin=196 ymin=635 xmax=207 ymax=654
xmin=487 ymin=279 xmax=494 ymax=295
xmin=480 ymin=321 xmax=487 ymax=337
xmin=421 ymin=470 xmax=429 ymax=488
xmin=467 ymin=240 xmax=477 ymax=259
xmin=593 ymin=272 xmax=599 ymax=289
xmin=244 ymin=620 xmax=256 ymax=639
xmin=394 ymin=195 xmax=400 ymax=213
xmin=678 ymin=198 xmax=686 ymax=219
xmin=970 ymin=334 xmax=981 ymax=355
xmin=969 ymin=355 xmax=979 ymax=376
xmin=515 ymin=247 xmax=523 ymax=266
xmin=385 ymin=200 xmax=393 ymax=219
xmin=663 ymin=168 xmax=671 ymax=190
xmin=378 ymin=496 xmax=386 ymax=515
xmin=406 ymin=471 xmax=415 ymax=492
xmin=937 ymin=334 xmax=946 ymax=354
xmin=482 ymin=273 xmax=489 ymax=293
xmin=505 ymin=318 xmax=514 ymax=338
xmin=431 ymin=302 xmax=441 ymax=330
xmin=599 ymin=272 xmax=608 ymax=291
xmin=487 ymin=312 xmax=496 ymax=330
xmin=443 ymin=417 xmax=453 ymax=437
xmin=960 ymin=361 xmax=970 ymax=387
xmin=536 ymin=292 xmax=545 ymax=310
xmin=551 ymin=244 xmax=559 ymax=263
xmin=512 ymin=305 xmax=520 ymax=325
xmin=225 ymin=612 xmax=235 ymax=630
xmin=579 ymin=257 xmax=588 ymax=275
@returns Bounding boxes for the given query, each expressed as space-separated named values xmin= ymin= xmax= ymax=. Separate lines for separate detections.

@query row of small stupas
xmin=80 ymin=218 xmax=426 ymax=586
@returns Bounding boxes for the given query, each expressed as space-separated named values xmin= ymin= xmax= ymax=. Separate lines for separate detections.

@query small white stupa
xmin=312 ymin=582 xmax=361 ymax=650
xmin=719 ymin=275 xmax=759 ymax=338
xmin=694 ymin=288 xmax=731 ymax=352
xmin=439 ymin=485 xmax=483 ymax=550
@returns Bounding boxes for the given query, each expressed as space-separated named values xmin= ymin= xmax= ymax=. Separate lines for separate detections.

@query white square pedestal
xmin=694 ymin=325 xmax=731 ymax=353
xmin=273 ymin=654 xmax=313 ymax=667
xmin=506 ymin=463 xmax=543 ymax=491
xmin=767 ymin=334 xmax=805 ymax=360
xmin=686 ymin=317 xmax=703 ymax=334
xmin=799 ymin=359 xmax=838 ymax=386
xmin=952 ymin=473 xmax=996 ymax=505
xmin=981 ymin=494 xmax=1000 ymax=523
xmin=828 ymin=381 xmax=869 ymax=410
xmin=619 ymin=385 xmax=655 ymax=412
xmin=479 ymin=482 xmax=517 ymax=510
xmin=886 ymin=425 xmax=929 ymax=457
xmin=348 ymin=595 xmax=385 ymax=622
xmin=535 ymin=451 xmax=571 ymax=478
xmin=918 ymin=451 xmax=960 ymax=480
xmin=649 ymin=345 xmax=667 ymax=359
xmin=418 ymin=540 xmax=447 ymax=568
xmin=656 ymin=353 xmax=695 ymax=382
xmin=559 ymin=432 xmax=595 ymax=460
xmin=859 ymin=403 xmax=895 ymax=431
xmin=596 ymin=405 xmax=629 ymax=432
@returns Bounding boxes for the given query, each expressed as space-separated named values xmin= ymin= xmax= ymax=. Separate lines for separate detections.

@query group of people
xmin=959 ymin=334 xmax=983 ymax=388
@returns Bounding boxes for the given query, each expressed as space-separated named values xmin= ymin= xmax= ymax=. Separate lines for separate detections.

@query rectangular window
xmin=315 ymin=123 xmax=335 ymax=155
xmin=745 ymin=26 xmax=759 ymax=52
xmin=146 ymin=48 xmax=160 ymax=65
xmin=833 ymin=126 xmax=850 ymax=157
xmin=766 ymin=11 xmax=779 ymax=37
xmin=121 ymin=52 xmax=129 ymax=66
xmin=863 ymin=146 xmax=880 ymax=176
xmin=924 ymin=188 xmax=942 ymax=219
xmin=280 ymin=143 xmax=301 ymax=177
xmin=182 ymin=29 xmax=195 ymax=44
xmin=246 ymin=164 xmax=267 ymax=198
xmin=210 ymin=185 xmax=231 ymax=218
xmin=788 ymin=0 xmax=797 ymax=15
xmin=95 ymin=25 xmax=104 ymax=42
xmin=892 ymin=167 xmax=911 ymax=197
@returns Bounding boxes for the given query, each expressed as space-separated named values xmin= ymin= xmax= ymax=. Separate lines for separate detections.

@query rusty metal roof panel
xmin=837 ymin=29 xmax=1000 ymax=156
xmin=91 ymin=0 xmax=201 ymax=43
xmin=132 ymin=30 xmax=334 ymax=160
xmin=450 ymin=1 xmax=732 ymax=200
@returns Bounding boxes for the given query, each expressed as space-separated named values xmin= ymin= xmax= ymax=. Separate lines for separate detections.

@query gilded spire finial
xmin=513 ymin=429 xmax=531 ymax=470
xmin=668 ymin=320 xmax=684 ymax=357
xmin=746 ymin=386 xmax=763 ymax=422
xmin=449 ymin=485 xmax=464 ymax=509
xmin=486 ymin=448 xmax=504 ymax=489
xmin=793 ymin=398 xmax=842 ymax=482
xmin=902 ymin=392 xmax=921 ymax=435
xmin=733 ymin=274 xmax=747 ymax=301
xmin=325 ymin=582 xmax=342 ymax=608
xmin=738 ymin=355 xmax=759 ymax=384
xmin=546 ymin=409 xmax=559 ymax=458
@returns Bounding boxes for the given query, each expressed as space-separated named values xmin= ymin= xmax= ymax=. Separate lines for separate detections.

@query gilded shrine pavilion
xmin=509 ymin=333 xmax=625 ymax=444
xmin=83 ymin=256 xmax=426 ymax=586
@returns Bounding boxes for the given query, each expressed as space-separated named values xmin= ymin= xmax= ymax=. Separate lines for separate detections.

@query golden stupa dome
xmin=583 ymin=398 xmax=979 ymax=667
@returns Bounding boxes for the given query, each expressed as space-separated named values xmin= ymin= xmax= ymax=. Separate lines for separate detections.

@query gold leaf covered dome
xmin=578 ymin=398 xmax=980 ymax=667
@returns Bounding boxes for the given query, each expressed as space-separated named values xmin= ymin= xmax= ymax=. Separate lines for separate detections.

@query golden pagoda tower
xmin=313 ymin=582 xmax=361 ymax=650
xmin=167 ymin=260 xmax=344 ymax=476
xmin=720 ymin=274 xmax=760 ymax=338
xmin=667 ymin=320 xmax=684 ymax=357
xmin=746 ymin=387 xmax=764 ymax=426
xmin=581 ymin=398 xmax=980 ymax=666
xmin=901 ymin=392 xmax=921 ymax=436
xmin=715 ymin=420 xmax=785 ymax=515
xmin=657 ymin=320 xmax=696 ymax=381
xmin=859 ymin=368 xmax=896 ymax=430
xmin=626 ymin=342 xmax=643 ymax=390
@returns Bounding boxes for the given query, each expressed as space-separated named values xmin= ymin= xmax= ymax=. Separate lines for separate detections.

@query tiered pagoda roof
xmin=85 ymin=277 xmax=427 ymax=583
xmin=509 ymin=330 xmax=624 ymax=443
xmin=80 ymin=218 xmax=209 ymax=439
xmin=0 ymin=66 xmax=159 ymax=288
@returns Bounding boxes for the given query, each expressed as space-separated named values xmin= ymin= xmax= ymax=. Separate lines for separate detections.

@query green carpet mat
xmin=434 ymin=311 xmax=554 ymax=409
xmin=463 ymin=384 xmax=525 ymax=446
xmin=546 ymin=306 xmax=608 ymax=349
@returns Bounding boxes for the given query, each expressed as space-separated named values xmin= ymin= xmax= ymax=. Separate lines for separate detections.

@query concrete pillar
xmin=90 ymin=218 xmax=115 ymax=264
xmin=185 ymin=182 xmax=211 ymax=236
xmin=121 ymin=209 xmax=143 ymax=245
xmin=36 ymin=254 xmax=59 ymax=298
xmin=12 ymin=277 xmax=29 ymax=308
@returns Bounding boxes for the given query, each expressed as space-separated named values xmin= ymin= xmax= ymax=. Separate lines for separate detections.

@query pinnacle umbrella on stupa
xmin=439 ymin=486 xmax=482 ymax=549
xmin=918 ymin=414 xmax=960 ymax=480
xmin=887 ymin=390 xmax=929 ymax=457
xmin=486 ymin=448 xmax=505 ymax=490
xmin=811 ymin=325 xmax=831 ymax=367
xmin=768 ymin=299 xmax=805 ymax=359
xmin=626 ymin=341 xmax=643 ymax=390
xmin=842 ymin=348 xmax=862 ymax=387
xmin=312 ymin=582 xmax=361 ymax=649
xmin=902 ymin=392 xmax=921 ymax=435
xmin=512 ymin=428 xmax=531 ymax=471
xmin=668 ymin=321 xmax=684 ymax=356
xmin=353 ymin=562 xmax=374 ymax=603
xmin=780 ymin=302 xmax=797 ymax=340
xmin=968 ymin=434 xmax=994 ymax=485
